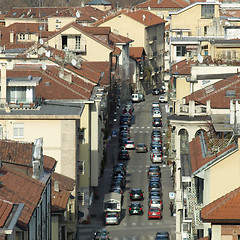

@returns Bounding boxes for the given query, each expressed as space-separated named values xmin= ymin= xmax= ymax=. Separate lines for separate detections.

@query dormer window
xmin=18 ymin=33 xmax=25 ymax=40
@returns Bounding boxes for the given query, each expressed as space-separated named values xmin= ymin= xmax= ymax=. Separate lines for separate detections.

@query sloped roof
xmin=6 ymin=64 xmax=95 ymax=99
xmin=50 ymin=6 xmax=106 ymax=22
xmin=201 ymin=186 xmax=240 ymax=223
xmin=0 ymin=199 xmax=13 ymax=228
xmin=189 ymin=135 xmax=236 ymax=173
xmin=46 ymin=22 xmax=114 ymax=52
xmin=86 ymin=61 xmax=110 ymax=86
xmin=184 ymin=74 xmax=240 ymax=109
xmin=0 ymin=140 xmax=56 ymax=172
xmin=135 ymin=0 xmax=189 ymax=9
xmin=51 ymin=172 xmax=75 ymax=212
xmin=0 ymin=22 xmax=55 ymax=50
xmin=92 ymin=9 xmax=165 ymax=27
xmin=172 ymin=58 xmax=195 ymax=75
xmin=5 ymin=7 xmax=69 ymax=19
xmin=0 ymin=164 xmax=45 ymax=230
xmin=129 ymin=47 xmax=146 ymax=61
xmin=109 ymin=32 xmax=133 ymax=44
xmin=124 ymin=9 xmax=166 ymax=27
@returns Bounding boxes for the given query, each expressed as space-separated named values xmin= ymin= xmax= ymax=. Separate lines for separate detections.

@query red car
xmin=148 ymin=207 xmax=162 ymax=220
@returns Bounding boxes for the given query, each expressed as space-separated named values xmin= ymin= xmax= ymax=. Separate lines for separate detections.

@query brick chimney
xmin=1 ymin=63 xmax=7 ymax=104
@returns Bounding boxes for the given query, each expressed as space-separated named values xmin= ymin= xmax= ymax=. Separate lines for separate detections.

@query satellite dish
xmin=71 ymin=59 xmax=77 ymax=66
xmin=39 ymin=38 xmax=44 ymax=45
xmin=197 ymin=53 xmax=203 ymax=63
xmin=42 ymin=63 xmax=47 ymax=70
xmin=148 ymin=6 xmax=151 ymax=10
xmin=76 ymin=11 xmax=80 ymax=18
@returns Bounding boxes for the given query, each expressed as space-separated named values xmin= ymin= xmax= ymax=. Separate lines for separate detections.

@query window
xmin=13 ymin=123 xmax=24 ymax=138
xmin=78 ymin=192 xmax=84 ymax=205
xmin=18 ymin=33 xmax=25 ymax=40
xmin=78 ymin=160 xmax=85 ymax=175
xmin=176 ymin=46 xmax=186 ymax=56
xmin=201 ymin=4 xmax=214 ymax=19
xmin=7 ymin=86 xmax=26 ymax=103
xmin=75 ymin=36 xmax=81 ymax=49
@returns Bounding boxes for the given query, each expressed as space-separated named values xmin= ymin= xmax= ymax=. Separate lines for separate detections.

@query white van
xmin=131 ymin=94 xmax=140 ymax=103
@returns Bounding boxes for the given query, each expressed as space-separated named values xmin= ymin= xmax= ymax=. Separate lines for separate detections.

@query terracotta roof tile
xmin=86 ymin=61 xmax=110 ymax=86
xmin=201 ymin=186 xmax=240 ymax=223
xmin=52 ymin=172 xmax=75 ymax=191
xmin=92 ymin=9 xmax=165 ymax=27
xmin=135 ymin=0 xmax=189 ymax=9
xmin=172 ymin=58 xmax=195 ymax=75
xmin=0 ymin=139 xmax=56 ymax=172
xmin=109 ymin=32 xmax=133 ymax=44
xmin=0 ymin=164 xmax=45 ymax=230
xmin=184 ymin=74 xmax=240 ymax=109
xmin=124 ymin=10 xmax=166 ymax=27
xmin=189 ymin=136 xmax=236 ymax=173
xmin=0 ymin=199 xmax=13 ymax=228
xmin=51 ymin=172 xmax=75 ymax=212
xmin=129 ymin=47 xmax=146 ymax=61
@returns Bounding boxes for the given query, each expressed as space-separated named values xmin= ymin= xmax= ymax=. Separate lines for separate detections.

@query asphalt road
xmin=78 ymin=94 xmax=176 ymax=240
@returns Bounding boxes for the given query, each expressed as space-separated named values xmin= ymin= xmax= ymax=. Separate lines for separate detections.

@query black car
xmin=149 ymin=181 xmax=162 ymax=191
xmin=118 ymin=149 xmax=130 ymax=160
xmin=112 ymin=175 xmax=126 ymax=187
xmin=136 ymin=143 xmax=148 ymax=153
xmin=130 ymin=189 xmax=144 ymax=201
xmin=120 ymin=117 xmax=131 ymax=126
xmin=115 ymin=163 xmax=126 ymax=173
xmin=148 ymin=165 xmax=161 ymax=178
xmin=111 ymin=179 xmax=125 ymax=190
xmin=153 ymin=118 xmax=162 ymax=127
xmin=112 ymin=166 xmax=126 ymax=176
xmin=93 ymin=229 xmax=110 ymax=240
xmin=129 ymin=202 xmax=143 ymax=215
xmin=119 ymin=125 xmax=130 ymax=132
xmin=152 ymin=88 xmax=160 ymax=95
xmin=155 ymin=231 xmax=170 ymax=240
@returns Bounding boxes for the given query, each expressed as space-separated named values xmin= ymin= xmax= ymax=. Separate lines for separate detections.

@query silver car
xmin=104 ymin=212 xmax=120 ymax=225
xmin=151 ymin=152 xmax=163 ymax=163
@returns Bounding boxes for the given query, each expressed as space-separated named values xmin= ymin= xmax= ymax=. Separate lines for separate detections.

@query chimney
xmin=10 ymin=31 xmax=14 ymax=43
xmin=1 ymin=63 xmax=7 ymax=104
xmin=54 ymin=181 xmax=59 ymax=192
xmin=32 ymin=138 xmax=44 ymax=180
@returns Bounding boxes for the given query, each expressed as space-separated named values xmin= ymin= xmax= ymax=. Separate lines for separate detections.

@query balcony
xmin=64 ymin=44 xmax=86 ymax=53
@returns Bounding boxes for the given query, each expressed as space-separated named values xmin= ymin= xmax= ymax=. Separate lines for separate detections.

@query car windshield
xmin=132 ymin=189 xmax=141 ymax=194
xmin=150 ymin=208 xmax=159 ymax=212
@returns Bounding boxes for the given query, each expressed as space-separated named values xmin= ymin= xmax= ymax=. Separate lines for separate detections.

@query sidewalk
xmin=78 ymin=107 xmax=121 ymax=240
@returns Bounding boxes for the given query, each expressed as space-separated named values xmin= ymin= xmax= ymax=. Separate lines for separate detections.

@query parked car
xmin=129 ymin=189 xmax=144 ymax=201
xmin=131 ymin=93 xmax=140 ymax=103
xmin=149 ymin=197 xmax=163 ymax=210
xmin=104 ymin=212 xmax=120 ymax=225
xmin=124 ymin=140 xmax=135 ymax=149
xmin=153 ymin=118 xmax=162 ymax=127
xmin=129 ymin=202 xmax=143 ymax=215
xmin=149 ymin=181 xmax=162 ymax=192
xmin=136 ymin=143 xmax=148 ymax=153
xmin=152 ymin=102 xmax=160 ymax=108
xmin=119 ymin=125 xmax=130 ymax=132
xmin=152 ymin=88 xmax=160 ymax=95
xmin=159 ymin=95 xmax=167 ymax=103
xmin=148 ymin=207 xmax=162 ymax=220
xmin=93 ymin=229 xmax=110 ymax=239
xmin=155 ymin=231 xmax=170 ymax=240
xmin=118 ymin=149 xmax=130 ymax=160
xmin=151 ymin=151 xmax=163 ymax=163
xmin=148 ymin=165 xmax=161 ymax=178
xmin=152 ymin=110 xmax=161 ymax=118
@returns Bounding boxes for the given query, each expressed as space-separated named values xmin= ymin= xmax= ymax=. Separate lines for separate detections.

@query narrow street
xmin=79 ymin=94 xmax=176 ymax=240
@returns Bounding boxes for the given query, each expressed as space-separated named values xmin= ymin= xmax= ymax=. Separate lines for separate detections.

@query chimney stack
xmin=1 ymin=63 xmax=7 ymax=104
xmin=32 ymin=138 xmax=44 ymax=180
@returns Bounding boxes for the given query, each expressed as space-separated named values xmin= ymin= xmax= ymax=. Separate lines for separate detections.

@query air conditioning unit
xmin=56 ymin=19 xmax=61 ymax=23
xmin=55 ymin=24 xmax=61 ymax=29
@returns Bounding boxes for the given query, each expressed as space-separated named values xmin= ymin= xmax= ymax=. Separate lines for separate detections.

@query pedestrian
xmin=169 ymin=202 xmax=174 ymax=216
